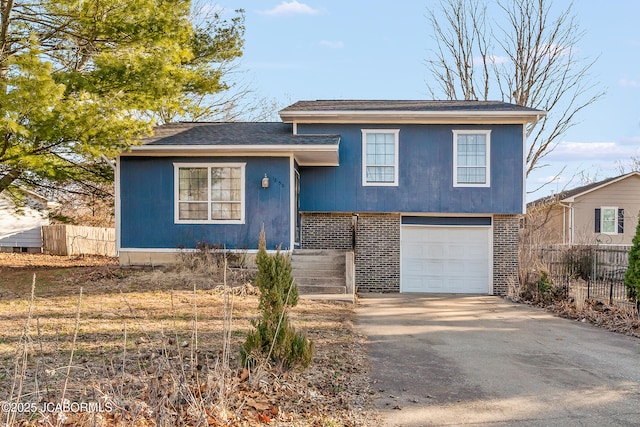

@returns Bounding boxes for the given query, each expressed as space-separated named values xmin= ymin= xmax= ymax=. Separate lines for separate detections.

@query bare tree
xmin=426 ymin=0 xmax=604 ymax=177
xmin=616 ymin=156 xmax=640 ymax=175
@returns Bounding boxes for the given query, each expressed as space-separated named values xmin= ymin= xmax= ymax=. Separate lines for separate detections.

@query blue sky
xmin=213 ymin=0 xmax=640 ymax=202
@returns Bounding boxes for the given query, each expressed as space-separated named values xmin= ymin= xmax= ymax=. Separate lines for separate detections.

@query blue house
xmin=117 ymin=100 xmax=544 ymax=294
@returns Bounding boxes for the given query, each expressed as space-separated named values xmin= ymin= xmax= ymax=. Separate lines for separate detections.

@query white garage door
xmin=401 ymin=225 xmax=491 ymax=293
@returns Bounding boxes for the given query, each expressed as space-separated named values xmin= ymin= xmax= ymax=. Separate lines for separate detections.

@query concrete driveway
xmin=356 ymin=294 xmax=640 ymax=426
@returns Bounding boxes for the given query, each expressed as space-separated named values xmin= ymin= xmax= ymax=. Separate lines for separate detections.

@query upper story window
xmin=453 ymin=130 xmax=491 ymax=187
xmin=596 ymin=207 xmax=623 ymax=235
xmin=362 ymin=129 xmax=399 ymax=186
xmin=174 ymin=163 xmax=245 ymax=224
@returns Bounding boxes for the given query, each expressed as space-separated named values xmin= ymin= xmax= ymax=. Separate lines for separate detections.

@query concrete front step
xmin=292 ymin=269 xmax=345 ymax=278
xmin=300 ymin=293 xmax=355 ymax=303
xmin=291 ymin=256 xmax=345 ymax=266
xmin=295 ymin=276 xmax=345 ymax=286
xmin=292 ymin=249 xmax=348 ymax=296
xmin=291 ymin=264 xmax=344 ymax=274
xmin=293 ymin=249 xmax=347 ymax=255
xmin=297 ymin=284 xmax=347 ymax=294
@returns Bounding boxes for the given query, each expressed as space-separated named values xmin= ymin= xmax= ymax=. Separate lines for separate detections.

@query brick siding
xmin=300 ymin=213 xmax=353 ymax=250
xmin=493 ymin=215 xmax=520 ymax=295
xmin=355 ymin=214 xmax=401 ymax=292
xmin=300 ymin=212 xmax=401 ymax=292
xmin=302 ymin=212 xmax=517 ymax=295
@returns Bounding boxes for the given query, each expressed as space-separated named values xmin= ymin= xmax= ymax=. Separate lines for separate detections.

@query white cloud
xmin=260 ymin=1 xmax=320 ymax=16
xmin=319 ymin=40 xmax=344 ymax=49
xmin=528 ymin=138 xmax=640 ymax=200
xmin=542 ymin=43 xmax=572 ymax=57
xmin=473 ymin=55 xmax=508 ymax=67
xmin=547 ymin=140 xmax=640 ymax=162
xmin=620 ymin=136 xmax=640 ymax=145
xmin=618 ymin=78 xmax=640 ymax=88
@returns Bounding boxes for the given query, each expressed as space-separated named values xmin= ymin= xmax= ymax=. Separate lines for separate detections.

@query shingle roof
xmin=141 ymin=122 xmax=339 ymax=146
xmin=280 ymin=100 xmax=542 ymax=113
xmin=529 ymin=172 xmax=640 ymax=206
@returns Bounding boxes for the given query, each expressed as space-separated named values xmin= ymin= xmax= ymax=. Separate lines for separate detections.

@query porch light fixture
xmin=262 ymin=173 xmax=269 ymax=189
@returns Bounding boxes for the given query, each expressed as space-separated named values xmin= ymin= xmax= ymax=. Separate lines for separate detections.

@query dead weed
xmin=0 ymin=255 xmax=377 ymax=426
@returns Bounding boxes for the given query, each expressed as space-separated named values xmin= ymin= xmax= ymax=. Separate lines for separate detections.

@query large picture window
xmin=453 ymin=130 xmax=491 ymax=187
xmin=362 ymin=129 xmax=399 ymax=186
xmin=174 ymin=163 xmax=245 ymax=224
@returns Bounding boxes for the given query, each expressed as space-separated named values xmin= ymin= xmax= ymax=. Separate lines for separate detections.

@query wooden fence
xmin=42 ymin=225 xmax=116 ymax=256
xmin=534 ymin=244 xmax=632 ymax=308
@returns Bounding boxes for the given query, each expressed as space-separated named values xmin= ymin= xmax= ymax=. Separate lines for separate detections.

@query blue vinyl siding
xmin=297 ymin=124 xmax=524 ymax=214
xmin=120 ymin=156 xmax=291 ymax=250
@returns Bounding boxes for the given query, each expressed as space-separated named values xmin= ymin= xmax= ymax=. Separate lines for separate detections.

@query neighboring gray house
xmin=0 ymin=191 xmax=52 ymax=253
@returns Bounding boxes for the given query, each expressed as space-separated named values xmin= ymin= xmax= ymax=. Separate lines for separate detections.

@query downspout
xmin=559 ymin=202 xmax=572 ymax=244
xmin=351 ymin=213 xmax=359 ymax=253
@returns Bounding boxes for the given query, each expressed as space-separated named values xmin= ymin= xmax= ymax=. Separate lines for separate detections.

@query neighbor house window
xmin=174 ymin=163 xmax=245 ymax=224
xmin=595 ymin=207 xmax=623 ymax=234
xmin=453 ymin=130 xmax=491 ymax=187
xmin=362 ymin=129 xmax=399 ymax=186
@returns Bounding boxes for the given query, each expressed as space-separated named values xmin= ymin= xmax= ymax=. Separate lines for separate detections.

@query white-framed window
xmin=600 ymin=206 xmax=619 ymax=234
xmin=174 ymin=162 xmax=245 ymax=224
xmin=362 ymin=129 xmax=399 ymax=186
xmin=453 ymin=130 xmax=491 ymax=187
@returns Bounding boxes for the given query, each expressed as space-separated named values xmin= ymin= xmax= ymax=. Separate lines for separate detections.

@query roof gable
xmin=560 ymin=171 xmax=640 ymax=202
xmin=124 ymin=122 xmax=341 ymax=166
xmin=530 ymin=172 xmax=640 ymax=206
xmin=138 ymin=122 xmax=338 ymax=146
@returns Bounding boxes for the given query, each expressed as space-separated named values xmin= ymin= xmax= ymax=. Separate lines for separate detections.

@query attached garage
xmin=400 ymin=217 xmax=492 ymax=294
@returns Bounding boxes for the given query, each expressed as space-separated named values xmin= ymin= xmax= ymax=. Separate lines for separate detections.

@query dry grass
xmin=0 ymin=253 xmax=378 ymax=426
xmin=540 ymin=298 xmax=640 ymax=338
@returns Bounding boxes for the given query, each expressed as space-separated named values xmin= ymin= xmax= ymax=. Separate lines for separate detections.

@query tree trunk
xmin=0 ymin=167 xmax=21 ymax=194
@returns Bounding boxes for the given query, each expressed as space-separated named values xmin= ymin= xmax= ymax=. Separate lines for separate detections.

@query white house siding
xmin=571 ymin=175 xmax=640 ymax=245
xmin=0 ymin=196 xmax=49 ymax=251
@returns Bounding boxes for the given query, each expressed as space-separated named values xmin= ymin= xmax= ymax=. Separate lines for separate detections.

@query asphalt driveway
xmin=356 ymin=294 xmax=640 ymax=426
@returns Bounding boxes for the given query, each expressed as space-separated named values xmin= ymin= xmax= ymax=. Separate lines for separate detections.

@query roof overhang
xmin=561 ymin=171 xmax=640 ymax=203
xmin=121 ymin=144 xmax=340 ymax=166
xmin=279 ymin=110 xmax=545 ymax=125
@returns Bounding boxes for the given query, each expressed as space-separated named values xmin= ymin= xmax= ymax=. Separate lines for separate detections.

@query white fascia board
xmin=121 ymin=144 xmax=338 ymax=156
xmin=280 ymin=110 xmax=546 ymax=124
xmin=122 ymin=144 xmax=340 ymax=166
xmin=296 ymin=160 xmax=339 ymax=166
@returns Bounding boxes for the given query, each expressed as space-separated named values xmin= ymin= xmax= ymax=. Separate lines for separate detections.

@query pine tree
xmin=0 ymin=0 xmax=245 ymax=196
xmin=242 ymin=229 xmax=313 ymax=369
xmin=624 ymin=212 xmax=640 ymax=311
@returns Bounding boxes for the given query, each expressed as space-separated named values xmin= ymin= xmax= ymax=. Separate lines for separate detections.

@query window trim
xmin=453 ymin=130 xmax=491 ymax=188
xmin=173 ymin=162 xmax=246 ymax=224
xmin=361 ymin=129 xmax=400 ymax=187
xmin=600 ymin=206 xmax=619 ymax=235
